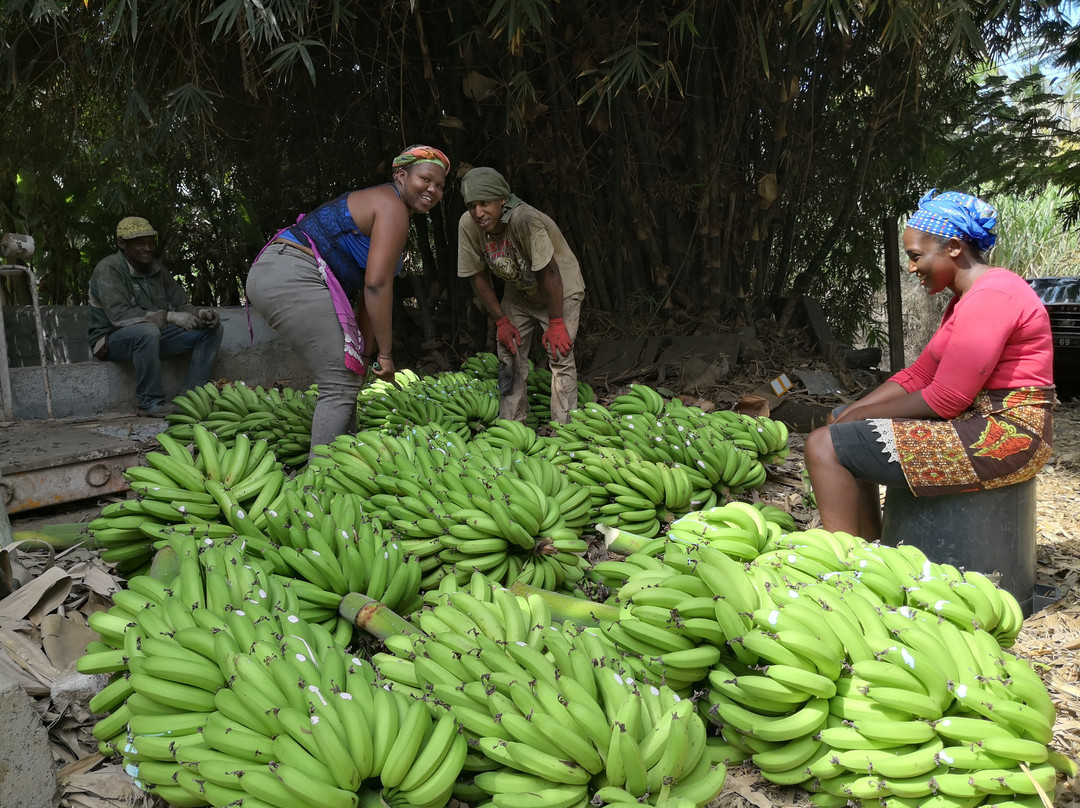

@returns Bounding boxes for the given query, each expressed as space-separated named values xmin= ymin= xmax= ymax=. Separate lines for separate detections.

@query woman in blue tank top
xmin=246 ymin=145 xmax=449 ymax=457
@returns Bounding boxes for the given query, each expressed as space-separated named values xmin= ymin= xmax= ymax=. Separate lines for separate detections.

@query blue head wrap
xmin=907 ymin=189 xmax=997 ymax=252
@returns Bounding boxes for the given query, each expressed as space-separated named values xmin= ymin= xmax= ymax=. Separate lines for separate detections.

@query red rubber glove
xmin=496 ymin=316 xmax=521 ymax=355
xmin=541 ymin=317 xmax=573 ymax=359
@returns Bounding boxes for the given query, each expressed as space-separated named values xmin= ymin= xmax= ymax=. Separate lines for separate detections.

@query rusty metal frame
xmin=1 ymin=451 xmax=141 ymax=514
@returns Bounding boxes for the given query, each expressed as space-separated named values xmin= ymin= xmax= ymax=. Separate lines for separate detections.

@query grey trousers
xmin=497 ymin=292 xmax=583 ymax=424
xmin=246 ymin=244 xmax=363 ymax=455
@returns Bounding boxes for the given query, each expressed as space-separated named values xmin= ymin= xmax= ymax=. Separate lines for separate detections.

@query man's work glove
xmin=145 ymin=310 xmax=167 ymax=329
xmin=196 ymin=308 xmax=221 ymax=328
xmin=496 ymin=316 xmax=521 ymax=355
xmin=167 ymin=311 xmax=199 ymax=330
xmin=541 ymin=317 xmax=573 ymax=359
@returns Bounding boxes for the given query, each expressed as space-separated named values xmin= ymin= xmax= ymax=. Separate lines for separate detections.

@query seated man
xmin=88 ymin=216 xmax=223 ymax=415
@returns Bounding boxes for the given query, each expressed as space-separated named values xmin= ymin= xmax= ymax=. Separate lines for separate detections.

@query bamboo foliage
xmin=0 ymin=0 xmax=1070 ymax=346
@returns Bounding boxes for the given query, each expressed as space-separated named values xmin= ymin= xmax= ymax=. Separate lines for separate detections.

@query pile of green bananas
xmin=309 ymin=426 xmax=591 ymax=592
xmin=86 ymin=428 xmax=287 ymax=576
xmin=354 ymin=354 xmax=596 ymax=438
xmin=551 ymin=393 xmax=781 ymax=495
xmin=371 ymin=574 xmax=732 ymax=808
xmin=79 ymin=535 xmax=468 ymax=808
xmin=166 ymin=382 xmax=316 ymax=466
xmin=159 ymin=361 xmax=784 ymax=510
xmin=574 ymin=503 xmax=1071 ymax=805
xmin=78 ymin=356 xmax=1073 ymax=808
xmin=80 ymin=503 xmax=1071 ymax=808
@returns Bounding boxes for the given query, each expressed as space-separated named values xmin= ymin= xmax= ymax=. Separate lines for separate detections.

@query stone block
xmin=0 ymin=670 xmax=57 ymax=808
xmin=5 ymin=306 xmax=313 ymax=419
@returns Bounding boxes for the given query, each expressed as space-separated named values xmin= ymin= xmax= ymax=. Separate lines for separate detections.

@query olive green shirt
xmin=457 ymin=203 xmax=585 ymax=303
xmin=87 ymin=251 xmax=197 ymax=346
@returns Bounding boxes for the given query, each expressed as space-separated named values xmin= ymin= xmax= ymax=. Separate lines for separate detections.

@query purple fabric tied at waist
xmin=318 ymin=248 xmax=367 ymax=376
xmin=250 ymin=220 xmax=367 ymax=377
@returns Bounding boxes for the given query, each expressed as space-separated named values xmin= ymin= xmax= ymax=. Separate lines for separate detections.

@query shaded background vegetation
xmin=2 ymin=0 xmax=1080 ymax=355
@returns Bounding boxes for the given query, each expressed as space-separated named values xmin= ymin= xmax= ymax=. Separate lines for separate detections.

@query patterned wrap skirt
xmin=864 ymin=387 xmax=1055 ymax=497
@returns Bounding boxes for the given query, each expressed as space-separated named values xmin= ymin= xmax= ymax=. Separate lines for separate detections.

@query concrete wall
xmin=2 ymin=305 xmax=313 ymax=420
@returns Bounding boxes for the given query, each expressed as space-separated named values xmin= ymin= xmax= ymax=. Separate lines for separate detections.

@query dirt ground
xmin=2 ymin=372 xmax=1078 ymax=808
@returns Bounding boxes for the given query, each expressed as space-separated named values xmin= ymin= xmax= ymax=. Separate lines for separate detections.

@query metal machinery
xmin=1 ymin=233 xmax=145 ymax=517
xmin=0 ymin=232 xmax=53 ymax=420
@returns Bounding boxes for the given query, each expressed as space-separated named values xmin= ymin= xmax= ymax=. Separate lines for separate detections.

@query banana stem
xmin=356 ymin=786 xmax=393 ymax=808
xmin=339 ymin=592 xmax=420 ymax=639
xmin=599 ymin=524 xmax=644 ymax=553
xmin=599 ymin=525 xmax=666 ymax=556
xmin=509 ymin=580 xmax=620 ymax=625
xmin=11 ymin=523 xmax=94 ymax=549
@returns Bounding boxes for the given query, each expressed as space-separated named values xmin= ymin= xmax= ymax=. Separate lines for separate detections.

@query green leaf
xmin=202 ymin=0 xmax=243 ymax=41
xmin=756 ymin=21 xmax=770 ymax=80
xmin=264 ymin=39 xmax=325 ymax=85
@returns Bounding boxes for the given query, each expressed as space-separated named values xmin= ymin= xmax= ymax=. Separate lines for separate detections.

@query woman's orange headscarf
xmin=392 ymin=145 xmax=450 ymax=173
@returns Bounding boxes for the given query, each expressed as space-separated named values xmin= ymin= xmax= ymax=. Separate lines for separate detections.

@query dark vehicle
xmin=1027 ymin=276 xmax=1080 ymax=400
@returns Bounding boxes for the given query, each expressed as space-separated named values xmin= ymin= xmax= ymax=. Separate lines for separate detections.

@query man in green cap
xmin=88 ymin=216 xmax=223 ymax=415
xmin=457 ymin=167 xmax=586 ymax=424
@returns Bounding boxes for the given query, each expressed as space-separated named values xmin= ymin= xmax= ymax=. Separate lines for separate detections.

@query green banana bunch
xmin=754 ymin=501 xmax=798 ymax=532
xmin=460 ymin=351 xmax=501 ymax=378
xmin=668 ymin=501 xmax=772 ymax=559
xmin=258 ymin=481 xmax=424 ymax=615
xmin=480 ymin=417 xmax=540 ymax=454
xmin=356 ymin=381 xmax=463 ymax=437
xmin=707 ymin=410 xmax=790 ymax=464
xmin=373 ymin=582 xmax=725 ymax=807
xmin=549 ymin=401 xmax=622 ymax=446
xmin=749 ymin=521 xmax=1027 ymax=646
xmin=168 ymin=381 xmax=316 ymax=466
xmin=419 ymin=373 xmax=498 ymax=436
xmin=687 ymin=530 xmax=1064 ymax=803
xmin=90 ymin=426 xmax=288 ymax=574
xmin=314 ymin=425 xmax=592 ymax=594
xmin=565 ymin=447 xmax=678 ymax=537
xmin=609 ymin=383 xmax=666 ymax=416
xmin=83 ymin=532 xmax=477 ymax=808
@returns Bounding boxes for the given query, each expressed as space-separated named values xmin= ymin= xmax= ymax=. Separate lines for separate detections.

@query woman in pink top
xmin=804 ymin=189 xmax=1055 ymax=541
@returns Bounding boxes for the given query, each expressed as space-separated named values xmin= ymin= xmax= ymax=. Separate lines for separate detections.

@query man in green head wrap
xmin=457 ymin=167 xmax=587 ymax=424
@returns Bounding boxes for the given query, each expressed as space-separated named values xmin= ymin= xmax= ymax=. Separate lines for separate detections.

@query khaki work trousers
xmin=496 ymin=292 xmax=584 ymax=424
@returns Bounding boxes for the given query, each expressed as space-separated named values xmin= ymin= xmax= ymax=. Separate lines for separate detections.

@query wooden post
xmin=883 ymin=216 xmax=905 ymax=372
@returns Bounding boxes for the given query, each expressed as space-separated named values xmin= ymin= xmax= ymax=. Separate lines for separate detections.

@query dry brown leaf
xmin=462 ymin=71 xmax=499 ymax=102
xmin=0 ymin=646 xmax=50 ymax=694
xmin=41 ymin=614 xmax=98 ymax=673
xmin=62 ymin=765 xmax=150 ymax=804
xmin=0 ymin=623 xmax=60 ymax=685
xmin=77 ymin=564 xmax=123 ymax=599
xmin=0 ymin=565 xmax=72 ymax=622
xmin=56 ymin=753 xmax=105 ymax=780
